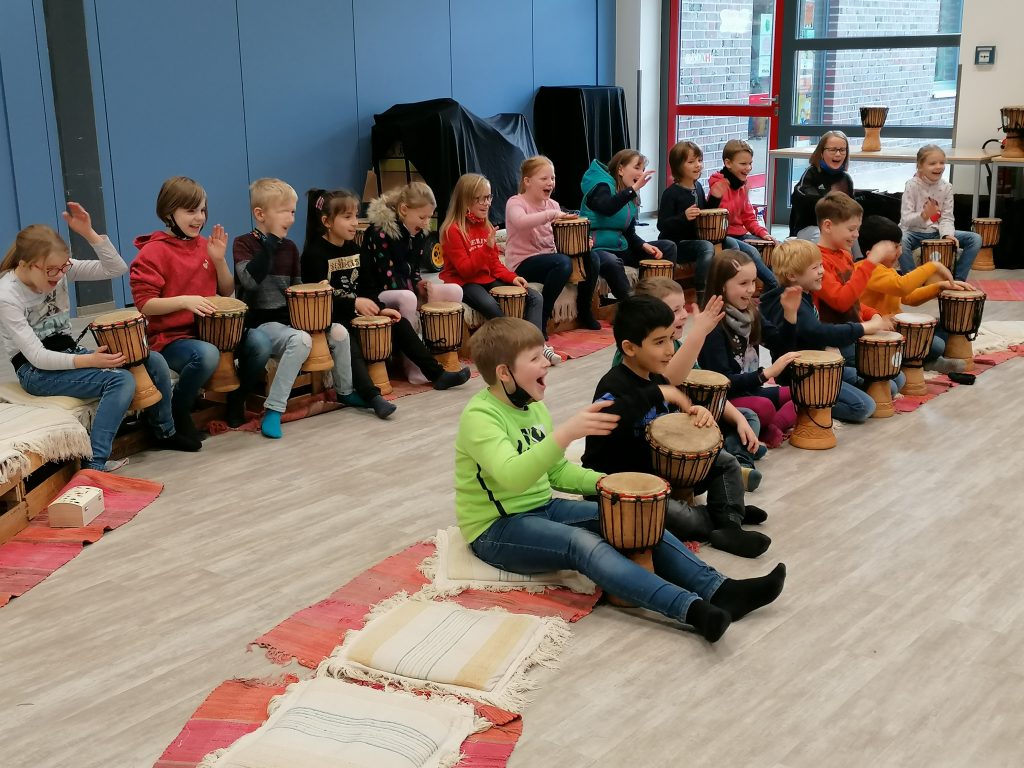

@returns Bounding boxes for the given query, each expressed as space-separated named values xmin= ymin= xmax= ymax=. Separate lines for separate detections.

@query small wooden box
xmin=48 ymin=485 xmax=104 ymax=528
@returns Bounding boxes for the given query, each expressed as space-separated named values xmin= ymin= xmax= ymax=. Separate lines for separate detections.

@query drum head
xmin=795 ymin=349 xmax=844 ymax=365
xmin=208 ymin=296 xmax=247 ymax=313
xmin=647 ymin=412 xmax=722 ymax=453
xmin=685 ymin=369 xmax=729 ymax=387
xmin=701 ymin=208 xmax=728 ymax=215
xmin=554 ymin=216 xmax=588 ymax=226
xmin=421 ymin=301 xmax=463 ymax=314
xmin=92 ymin=308 xmax=142 ymax=325
xmin=352 ymin=315 xmax=391 ymax=328
xmin=490 ymin=285 xmax=526 ymax=297
xmin=287 ymin=283 xmax=332 ymax=295
xmin=941 ymin=289 xmax=985 ymax=301
xmin=598 ymin=472 xmax=669 ymax=497
xmin=861 ymin=331 xmax=903 ymax=343
xmin=893 ymin=312 xmax=935 ymax=326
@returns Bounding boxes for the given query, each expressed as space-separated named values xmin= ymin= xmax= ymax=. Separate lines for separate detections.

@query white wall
xmin=615 ymin=0 xmax=662 ymax=213
xmin=953 ymin=0 xmax=1024 ymax=191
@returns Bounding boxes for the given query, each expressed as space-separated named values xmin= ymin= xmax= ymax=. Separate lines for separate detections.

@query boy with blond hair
xmin=456 ymin=316 xmax=786 ymax=643
xmin=760 ymin=239 xmax=891 ymax=422
xmin=233 ymin=178 xmax=355 ymax=438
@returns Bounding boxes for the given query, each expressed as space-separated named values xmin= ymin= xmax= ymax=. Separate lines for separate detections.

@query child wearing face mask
xmin=789 ymin=131 xmax=855 ymax=242
xmin=362 ymin=181 xmax=463 ymax=327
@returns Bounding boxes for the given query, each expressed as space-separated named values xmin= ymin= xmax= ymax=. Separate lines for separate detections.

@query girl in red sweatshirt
xmin=440 ymin=173 xmax=559 ymax=364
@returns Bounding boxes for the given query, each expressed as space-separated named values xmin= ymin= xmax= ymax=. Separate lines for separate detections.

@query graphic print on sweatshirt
xmin=516 ymin=423 xmax=547 ymax=454
xmin=326 ymin=254 xmax=360 ymax=298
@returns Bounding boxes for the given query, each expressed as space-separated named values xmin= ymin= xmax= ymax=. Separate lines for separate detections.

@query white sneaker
xmin=99 ymin=458 xmax=129 ymax=472
xmin=543 ymin=345 xmax=563 ymax=366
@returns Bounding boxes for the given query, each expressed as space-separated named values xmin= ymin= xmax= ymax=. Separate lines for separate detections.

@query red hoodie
xmin=439 ymin=215 xmax=517 ymax=286
xmin=130 ymin=231 xmax=218 ymax=351
xmin=707 ymin=170 xmax=771 ymax=239
xmin=815 ymin=245 xmax=878 ymax=324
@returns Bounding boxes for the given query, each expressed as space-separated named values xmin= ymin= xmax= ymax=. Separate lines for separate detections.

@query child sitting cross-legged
xmin=582 ymin=295 xmax=773 ymax=558
xmin=456 ymin=316 xmax=786 ymax=643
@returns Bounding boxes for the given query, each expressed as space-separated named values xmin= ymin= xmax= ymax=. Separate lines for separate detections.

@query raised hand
xmin=62 ymin=202 xmax=98 ymax=240
xmin=711 ymin=181 xmax=729 ymax=198
xmin=780 ymin=285 xmax=802 ymax=320
xmin=922 ymin=198 xmax=940 ymax=222
xmin=633 ymin=169 xmax=656 ymax=192
xmin=207 ymin=224 xmax=228 ymax=262
xmin=692 ymin=294 xmax=725 ymax=336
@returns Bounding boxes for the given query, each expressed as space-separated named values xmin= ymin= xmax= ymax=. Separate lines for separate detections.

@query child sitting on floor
xmin=0 ymin=203 xmax=199 ymax=471
xmin=455 ymin=316 xmax=786 ymax=643
xmin=760 ymin=239 xmax=892 ymax=423
xmin=583 ymin=296 xmax=773 ymax=558
xmin=697 ymin=250 xmax=799 ymax=448
xmin=859 ymin=214 xmax=973 ymax=374
xmin=233 ymin=178 xmax=355 ymax=438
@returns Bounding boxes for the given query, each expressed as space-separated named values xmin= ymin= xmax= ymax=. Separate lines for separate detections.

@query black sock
xmin=709 ymin=527 xmax=771 ymax=558
xmin=711 ymin=563 xmax=787 ymax=620
xmin=155 ymin=431 xmax=202 ymax=453
xmin=370 ymin=395 xmax=397 ymax=419
xmin=433 ymin=367 xmax=471 ymax=390
xmin=577 ymin=312 xmax=602 ymax=330
xmin=684 ymin=599 xmax=731 ymax=643
xmin=226 ymin=394 xmax=246 ymax=428
xmin=743 ymin=505 xmax=768 ymax=525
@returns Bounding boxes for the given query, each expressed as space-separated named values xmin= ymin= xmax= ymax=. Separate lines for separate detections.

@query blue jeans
xmin=833 ymin=366 xmax=876 ymax=422
xmin=462 ymin=281 xmax=545 ymax=337
xmin=593 ymin=250 xmax=634 ymax=300
xmin=723 ymin=407 xmax=760 ymax=469
xmin=259 ymin=322 xmax=352 ymax=413
xmin=514 ymin=251 xmax=600 ymax=327
xmin=899 ymin=229 xmax=981 ymax=281
xmin=469 ymin=497 xmax=724 ymax=621
xmin=674 ymin=239 xmax=715 ymax=293
xmin=162 ymin=329 xmax=272 ymax=410
xmin=17 ymin=350 xmax=176 ymax=469
xmin=728 ymin=236 xmax=779 ymax=289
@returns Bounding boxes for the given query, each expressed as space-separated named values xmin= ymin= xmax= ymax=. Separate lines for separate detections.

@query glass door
xmin=667 ymin=0 xmax=784 ymax=213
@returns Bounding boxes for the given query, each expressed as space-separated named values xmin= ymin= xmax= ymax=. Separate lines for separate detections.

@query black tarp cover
xmin=370 ymin=98 xmax=538 ymax=227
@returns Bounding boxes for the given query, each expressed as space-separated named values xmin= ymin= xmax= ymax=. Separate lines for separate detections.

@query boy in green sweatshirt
xmin=454 ymin=317 xmax=786 ymax=643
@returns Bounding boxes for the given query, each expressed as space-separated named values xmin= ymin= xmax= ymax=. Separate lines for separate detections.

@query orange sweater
xmin=816 ymin=245 xmax=878 ymax=324
xmin=861 ymin=261 xmax=943 ymax=316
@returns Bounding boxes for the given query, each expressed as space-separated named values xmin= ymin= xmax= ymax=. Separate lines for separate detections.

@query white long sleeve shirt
xmin=0 ymin=236 xmax=127 ymax=370
xmin=899 ymin=174 xmax=955 ymax=238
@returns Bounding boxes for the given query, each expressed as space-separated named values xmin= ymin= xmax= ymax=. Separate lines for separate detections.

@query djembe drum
xmin=939 ymin=289 xmax=986 ymax=370
xmin=552 ymin=216 xmax=591 ymax=284
xmin=490 ymin=285 xmax=527 ymax=319
xmin=788 ymin=350 xmax=844 ymax=450
xmin=696 ymin=209 xmax=729 ymax=253
xmin=419 ymin=301 xmax=465 ymax=372
xmin=1000 ymin=106 xmax=1024 ymax=158
xmin=916 ymin=239 xmax=958 ymax=272
xmin=860 ymin=105 xmax=889 ymax=152
xmin=646 ymin=412 xmax=722 ymax=503
xmin=892 ymin=312 xmax=937 ymax=396
xmin=351 ymin=315 xmax=394 ymax=395
xmin=285 ymin=283 xmax=334 ymax=372
xmin=195 ymin=296 xmax=247 ymax=392
xmin=855 ymin=331 xmax=905 ymax=419
xmin=972 ymin=217 xmax=1001 ymax=272
xmin=638 ymin=259 xmax=674 ymax=281
xmin=681 ymin=369 xmax=730 ymax=422
xmin=89 ymin=310 xmax=162 ymax=410
xmin=747 ymin=238 xmax=776 ymax=271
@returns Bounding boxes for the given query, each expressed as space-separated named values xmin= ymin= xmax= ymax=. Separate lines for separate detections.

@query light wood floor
xmin=1 ymin=277 xmax=1023 ymax=768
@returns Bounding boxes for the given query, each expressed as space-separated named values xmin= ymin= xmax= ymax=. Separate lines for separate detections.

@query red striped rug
xmin=972 ymin=280 xmax=1024 ymax=301
xmin=0 ymin=469 xmax=163 ymax=608
xmin=894 ymin=347 xmax=1024 ymax=413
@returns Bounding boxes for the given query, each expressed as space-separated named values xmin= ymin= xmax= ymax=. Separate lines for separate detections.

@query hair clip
xmin=315 ymin=195 xmax=325 ymax=211
xmin=730 ymin=259 xmax=742 ymax=271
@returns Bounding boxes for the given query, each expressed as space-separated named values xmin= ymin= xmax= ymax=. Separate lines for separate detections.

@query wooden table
xmin=987 ymin=155 xmax=1024 ymax=217
xmin=766 ymin=145 xmax=1000 ymax=225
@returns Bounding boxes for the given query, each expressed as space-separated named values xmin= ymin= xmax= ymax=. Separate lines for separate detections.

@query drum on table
xmin=695 ymin=209 xmax=729 ymax=253
xmin=681 ymin=369 xmax=730 ymax=422
xmin=788 ymin=350 xmax=844 ymax=450
xmin=859 ymin=105 xmax=889 ymax=152
xmin=489 ymin=285 xmax=527 ymax=319
xmin=552 ymin=216 xmax=591 ymax=284
xmin=746 ymin=238 xmax=776 ymax=271
xmin=194 ymin=296 xmax=247 ymax=392
xmin=646 ymin=412 xmax=722 ymax=503
xmin=351 ymin=315 xmax=395 ymax=395
xmin=285 ymin=283 xmax=334 ymax=372
xmin=89 ymin=309 xmax=162 ymax=410
xmin=419 ymin=301 xmax=465 ymax=372
xmin=938 ymin=289 xmax=986 ymax=370
xmin=1000 ymin=106 xmax=1024 ymax=158
xmin=892 ymin=312 xmax=937 ymax=396
xmin=638 ymin=259 xmax=674 ymax=281
xmin=971 ymin=217 xmax=1001 ymax=272
xmin=916 ymin=239 xmax=958 ymax=272
xmin=855 ymin=331 xmax=905 ymax=419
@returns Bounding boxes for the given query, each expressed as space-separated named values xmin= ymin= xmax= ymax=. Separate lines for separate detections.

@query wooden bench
xmin=0 ymin=453 xmax=79 ymax=546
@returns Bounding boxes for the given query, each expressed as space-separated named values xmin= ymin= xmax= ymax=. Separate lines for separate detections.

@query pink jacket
xmin=503 ymin=195 xmax=561 ymax=270
xmin=708 ymin=171 xmax=770 ymax=239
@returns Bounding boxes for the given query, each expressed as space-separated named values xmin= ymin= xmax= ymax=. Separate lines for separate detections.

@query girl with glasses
xmin=790 ymin=131 xmax=861 ymax=258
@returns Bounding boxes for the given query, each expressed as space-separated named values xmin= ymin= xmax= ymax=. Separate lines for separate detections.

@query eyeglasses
xmin=474 ymin=194 xmax=494 ymax=204
xmin=823 ymin=147 xmax=848 ymax=155
xmin=32 ymin=260 xmax=72 ymax=278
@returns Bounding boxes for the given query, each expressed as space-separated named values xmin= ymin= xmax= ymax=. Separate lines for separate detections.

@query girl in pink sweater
xmin=504 ymin=156 xmax=601 ymax=332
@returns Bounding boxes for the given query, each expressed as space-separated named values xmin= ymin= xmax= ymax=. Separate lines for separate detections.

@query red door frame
xmin=666 ymin=0 xmax=785 ymax=194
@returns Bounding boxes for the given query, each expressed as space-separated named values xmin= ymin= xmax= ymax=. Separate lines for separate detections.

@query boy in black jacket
xmin=582 ymin=295 xmax=772 ymax=558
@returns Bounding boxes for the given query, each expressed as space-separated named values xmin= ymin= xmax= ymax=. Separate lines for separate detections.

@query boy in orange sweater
xmin=858 ymin=215 xmax=973 ymax=373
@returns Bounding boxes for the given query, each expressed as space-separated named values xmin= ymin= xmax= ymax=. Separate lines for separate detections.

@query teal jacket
xmin=579 ymin=160 xmax=638 ymax=252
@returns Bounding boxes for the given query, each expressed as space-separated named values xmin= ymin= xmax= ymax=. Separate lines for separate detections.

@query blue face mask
xmin=818 ymin=160 xmax=843 ymax=176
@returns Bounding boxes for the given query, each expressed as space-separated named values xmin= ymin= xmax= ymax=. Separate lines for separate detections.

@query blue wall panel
xmin=450 ymin=1 xmax=534 ymax=118
xmin=0 ymin=65 xmax=22 ymax=247
xmin=532 ymin=0 xmax=599 ymax=88
xmin=596 ymin=0 xmax=616 ymax=86
xmin=237 ymin=0 xmax=360 ymax=248
xmin=93 ymin=0 xmax=251 ymax=267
